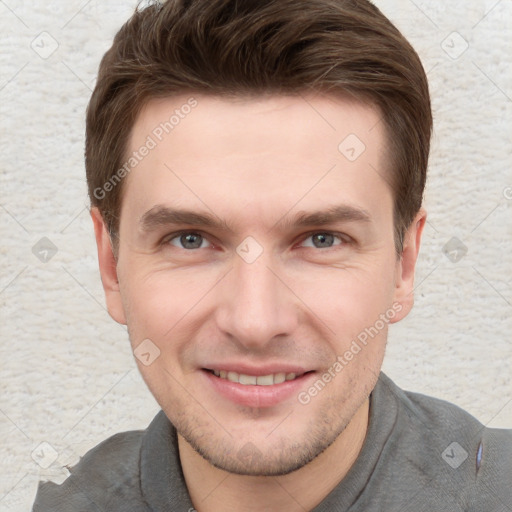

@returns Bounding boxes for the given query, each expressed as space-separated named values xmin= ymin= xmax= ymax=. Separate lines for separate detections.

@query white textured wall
xmin=0 ymin=1 xmax=510 ymax=510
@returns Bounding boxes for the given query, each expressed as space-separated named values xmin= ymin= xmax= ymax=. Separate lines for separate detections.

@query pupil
xmin=314 ymin=233 xmax=334 ymax=248
xmin=181 ymin=233 xmax=202 ymax=249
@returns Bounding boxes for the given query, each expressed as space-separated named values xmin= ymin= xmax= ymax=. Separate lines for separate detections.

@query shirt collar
xmin=140 ymin=408 xmax=195 ymax=510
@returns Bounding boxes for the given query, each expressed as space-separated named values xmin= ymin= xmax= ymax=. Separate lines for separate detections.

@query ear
xmin=90 ymin=207 xmax=127 ymax=325
xmin=390 ymin=208 xmax=427 ymax=323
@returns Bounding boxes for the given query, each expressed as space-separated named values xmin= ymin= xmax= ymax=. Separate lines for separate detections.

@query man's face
xmin=94 ymin=93 xmax=420 ymax=476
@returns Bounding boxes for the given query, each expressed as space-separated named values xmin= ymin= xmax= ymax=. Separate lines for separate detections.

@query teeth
xmin=256 ymin=374 xmax=274 ymax=385
xmin=227 ymin=371 xmax=238 ymax=383
xmin=273 ymin=373 xmax=286 ymax=384
xmin=239 ymin=374 xmax=257 ymax=385
xmin=211 ymin=370 xmax=300 ymax=386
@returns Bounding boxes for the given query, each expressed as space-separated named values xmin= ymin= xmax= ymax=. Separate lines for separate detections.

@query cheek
xmin=294 ymin=261 xmax=396 ymax=331
xmin=118 ymin=263 xmax=216 ymax=343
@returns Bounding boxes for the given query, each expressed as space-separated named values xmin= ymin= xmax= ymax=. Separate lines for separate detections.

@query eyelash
xmin=162 ymin=230 xmax=351 ymax=251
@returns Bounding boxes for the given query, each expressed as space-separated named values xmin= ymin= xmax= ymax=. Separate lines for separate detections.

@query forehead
xmin=121 ymin=93 xmax=392 ymax=231
xmin=129 ymin=92 xmax=384 ymax=158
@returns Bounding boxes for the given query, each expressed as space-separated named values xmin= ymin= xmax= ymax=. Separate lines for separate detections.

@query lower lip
xmin=202 ymin=369 xmax=315 ymax=408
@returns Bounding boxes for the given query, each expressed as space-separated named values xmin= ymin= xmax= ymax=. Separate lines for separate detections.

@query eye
xmin=299 ymin=232 xmax=346 ymax=249
xmin=167 ymin=232 xmax=212 ymax=250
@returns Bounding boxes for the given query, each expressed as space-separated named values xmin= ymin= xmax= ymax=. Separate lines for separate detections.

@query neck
xmin=179 ymin=397 xmax=370 ymax=512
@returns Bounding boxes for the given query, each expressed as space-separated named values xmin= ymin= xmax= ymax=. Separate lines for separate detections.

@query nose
xmin=214 ymin=250 xmax=298 ymax=351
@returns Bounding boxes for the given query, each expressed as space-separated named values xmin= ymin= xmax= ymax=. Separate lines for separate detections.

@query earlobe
xmin=90 ymin=207 xmax=127 ymax=325
xmin=390 ymin=208 xmax=427 ymax=323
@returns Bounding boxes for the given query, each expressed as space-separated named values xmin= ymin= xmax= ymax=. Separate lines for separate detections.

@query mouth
xmin=206 ymin=369 xmax=307 ymax=386
xmin=201 ymin=367 xmax=316 ymax=408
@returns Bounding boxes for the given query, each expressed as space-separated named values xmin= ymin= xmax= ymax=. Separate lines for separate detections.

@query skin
xmin=92 ymin=92 xmax=425 ymax=511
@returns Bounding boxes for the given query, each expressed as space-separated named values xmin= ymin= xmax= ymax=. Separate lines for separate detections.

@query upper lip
xmin=202 ymin=363 xmax=313 ymax=376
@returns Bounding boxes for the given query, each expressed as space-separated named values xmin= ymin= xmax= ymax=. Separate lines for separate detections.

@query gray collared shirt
xmin=32 ymin=372 xmax=512 ymax=511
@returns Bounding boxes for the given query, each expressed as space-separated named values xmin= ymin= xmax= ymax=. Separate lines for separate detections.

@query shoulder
xmin=379 ymin=373 xmax=512 ymax=510
xmin=32 ymin=428 xmax=147 ymax=511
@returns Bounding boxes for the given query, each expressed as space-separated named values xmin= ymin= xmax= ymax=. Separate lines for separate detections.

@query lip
xmin=201 ymin=368 xmax=316 ymax=408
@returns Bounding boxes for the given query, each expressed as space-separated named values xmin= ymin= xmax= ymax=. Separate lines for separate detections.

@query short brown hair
xmin=86 ymin=0 xmax=432 ymax=253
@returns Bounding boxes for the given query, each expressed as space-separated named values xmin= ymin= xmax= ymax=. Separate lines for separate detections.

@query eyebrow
xmin=139 ymin=204 xmax=372 ymax=234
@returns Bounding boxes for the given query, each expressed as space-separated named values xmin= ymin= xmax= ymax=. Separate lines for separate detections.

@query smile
xmin=209 ymin=369 xmax=303 ymax=386
xmin=202 ymin=366 xmax=316 ymax=407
